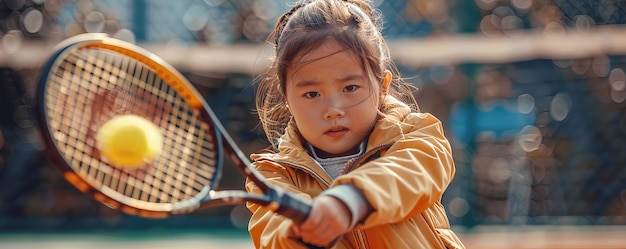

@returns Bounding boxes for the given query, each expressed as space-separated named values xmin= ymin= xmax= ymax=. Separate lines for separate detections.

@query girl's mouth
xmin=325 ymin=126 xmax=348 ymax=137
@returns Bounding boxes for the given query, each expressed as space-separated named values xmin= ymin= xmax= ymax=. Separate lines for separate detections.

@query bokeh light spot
xmin=574 ymin=15 xmax=594 ymax=31
xmin=517 ymin=94 xmax=535 ymax=114
xmin=83 ymin=11 xmax=105 ymax=33
xmin=2 ymin=30 xmax=23 ymax=54
xmin=518 ymin=125 xmax=542 ymax=152
xmin=609 ymin=71 xmax=626 ymax=92
xmin=489 ymin=157 xmax=511 ymax=184
xmin=229 ymin=205 xmax=251 ymax=230
xmin=550 ymin=93 xmax=572 ymax=122
xmin=571 ymin=58 xmax=591 ymax=75
xmin=429 ymin=64 xmax=454 ymax=84
xmin=511 ymin=0 xmax=532 ymax=10
xmin=611 ymin=89 xmax=626 ymax=103
xmin=449 ymin=197 xmax=470 ymax=218
xmin=22 ymin=8 xmax=44 ymax=33
xmin=592 ymin=55 xmax=610 ymax=77
xmin=183 ymin=6 xmax=209 ymax=32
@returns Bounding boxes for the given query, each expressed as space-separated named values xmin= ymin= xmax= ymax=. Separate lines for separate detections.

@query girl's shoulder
xmin=372 ymin=110 xmax=444 ymax=144
xmin=379 ymin=97 xmax=442 ymax=128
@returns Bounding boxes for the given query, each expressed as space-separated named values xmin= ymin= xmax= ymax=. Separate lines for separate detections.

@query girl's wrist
xmin=320 ymin=184 xmax=373 ymax=228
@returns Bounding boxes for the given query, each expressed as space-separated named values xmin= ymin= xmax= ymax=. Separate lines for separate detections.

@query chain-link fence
xmin=1 ymin=0 xmax=625 ymax=232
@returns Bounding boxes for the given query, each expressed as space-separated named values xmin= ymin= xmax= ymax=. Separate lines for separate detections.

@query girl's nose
xmin=324 ymin=106 xmax=345 ymax=119
xmin=324 ymin=95 xmax=345 ymax=119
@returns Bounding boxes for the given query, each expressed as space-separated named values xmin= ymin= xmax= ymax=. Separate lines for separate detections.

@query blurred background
xmin=0 ymin=0 xmax=625 ymax=248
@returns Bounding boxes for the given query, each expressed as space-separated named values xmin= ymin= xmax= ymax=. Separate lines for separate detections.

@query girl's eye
xmin=304 ymin=92 xmax=320 ymax=99
xmin=344 ymin=85 xmax=359 ymax=92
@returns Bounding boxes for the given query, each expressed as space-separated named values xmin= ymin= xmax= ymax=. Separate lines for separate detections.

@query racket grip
xmin=274 ymin=191 xmax=312 ymax=225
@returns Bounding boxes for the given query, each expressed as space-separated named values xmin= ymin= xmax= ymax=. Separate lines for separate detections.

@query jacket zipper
xmin=341 ymin=142 xmax=394 ymax=174
xmin=274 ymin=160 xmax=332 ymax=187
xmin=344 ymin=142 xmax=394 ymax=249
xmin=355 ymin=231 xmax=367 ymax=249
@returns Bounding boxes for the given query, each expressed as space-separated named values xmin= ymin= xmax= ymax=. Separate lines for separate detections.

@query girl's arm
xmin=333 ymin=113 xmax=456 ymax=228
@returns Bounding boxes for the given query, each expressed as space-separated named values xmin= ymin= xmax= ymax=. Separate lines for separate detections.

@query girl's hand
xmin=292 ymin=195 xmax=351 ymax=247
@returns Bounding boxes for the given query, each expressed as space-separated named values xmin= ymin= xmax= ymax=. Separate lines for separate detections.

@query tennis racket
xmin=35 ymin=33 xmax=317 ymax=238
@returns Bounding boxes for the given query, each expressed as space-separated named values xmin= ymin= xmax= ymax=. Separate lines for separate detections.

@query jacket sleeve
xmin=245 ymin=160 xmax=315 ymax=249
xmin=332 ymin=113 xmax=456 ymax=228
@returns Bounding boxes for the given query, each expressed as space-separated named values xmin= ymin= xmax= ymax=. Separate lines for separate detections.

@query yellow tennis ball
xmin=96 ymin=114 xmax=163 ymax=168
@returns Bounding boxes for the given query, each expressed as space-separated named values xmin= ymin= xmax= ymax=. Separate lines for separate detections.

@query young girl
xmin=245 ymin=0 xmax=465 ymax=248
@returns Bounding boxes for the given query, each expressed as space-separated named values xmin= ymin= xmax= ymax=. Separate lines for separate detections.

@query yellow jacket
xmin=246 ymin=97 xmax=465 ymax=249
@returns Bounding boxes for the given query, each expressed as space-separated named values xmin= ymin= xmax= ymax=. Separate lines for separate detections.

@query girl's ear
xmin=382 ymin=70 xmax=392 ymax=92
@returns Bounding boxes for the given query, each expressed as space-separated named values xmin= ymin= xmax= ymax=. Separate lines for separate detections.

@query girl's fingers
xmin=296 ymin=195 xmax=352 ymax=246
xmin=300 ymin=222 xmax=341 ymax=245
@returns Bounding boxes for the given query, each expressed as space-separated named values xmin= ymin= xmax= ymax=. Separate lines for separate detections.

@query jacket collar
xmin=251 ymin=96 xmax=415 ymax=181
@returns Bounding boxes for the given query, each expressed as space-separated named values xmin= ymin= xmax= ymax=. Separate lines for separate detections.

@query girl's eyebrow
xmin=339 ymin=74 xmax=365 ymax=82
xmin=292 ymin=72 xmax=366 ymax=88
xmin=294 ymin=79 xmax=319 ymax=88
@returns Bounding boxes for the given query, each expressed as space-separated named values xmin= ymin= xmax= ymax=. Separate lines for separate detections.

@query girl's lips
xmin=325 ymin=127 xmax=348 ymax=137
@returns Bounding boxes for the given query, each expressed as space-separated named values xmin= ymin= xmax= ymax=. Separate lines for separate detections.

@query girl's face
xmin=285 ymin=40 xmax=380 ymax=158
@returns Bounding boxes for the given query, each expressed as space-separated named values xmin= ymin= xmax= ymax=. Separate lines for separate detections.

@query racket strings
xmin=161 ymin=97 xmax=216 ymax=200
xmin=45 ymin=46 xmax=219 ymax=208
xmin=113 ymin=49 xmax=214 ymax=203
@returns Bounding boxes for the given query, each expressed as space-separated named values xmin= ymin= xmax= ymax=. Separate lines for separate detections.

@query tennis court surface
xmin=1 ymin=225 xmax=625 ymax=249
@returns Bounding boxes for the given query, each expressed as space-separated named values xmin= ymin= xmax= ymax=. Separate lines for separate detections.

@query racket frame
xmin=35 ymin=34 xmax=311 ymax=223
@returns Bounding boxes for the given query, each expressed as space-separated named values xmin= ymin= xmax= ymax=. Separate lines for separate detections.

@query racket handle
xmin=273 ymin=190 xmax=312 ymax=225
